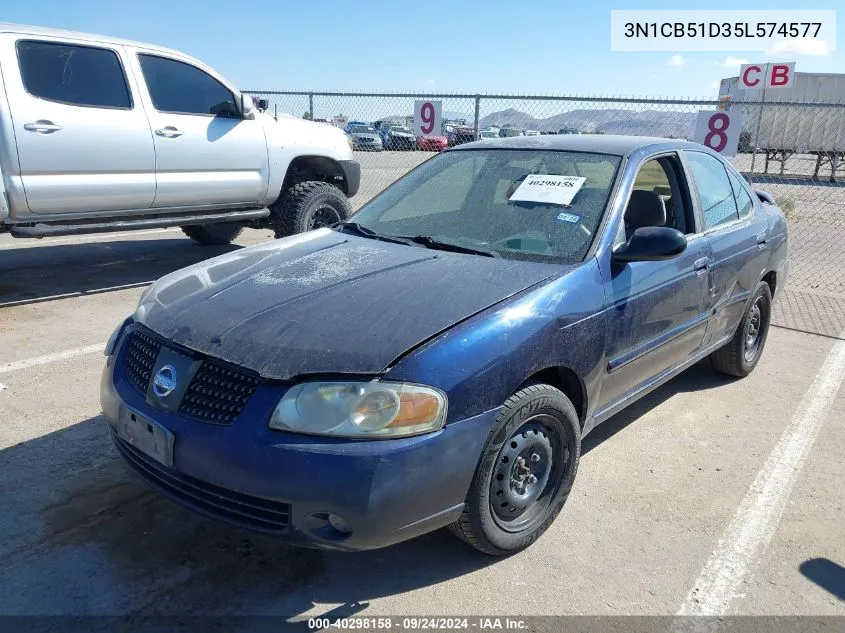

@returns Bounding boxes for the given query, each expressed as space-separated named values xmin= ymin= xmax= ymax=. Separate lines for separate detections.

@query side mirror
xmin=238 ymin=94 xmax=256 ymax=120
xmin=613 ymin=226 xmax=687 ymax=263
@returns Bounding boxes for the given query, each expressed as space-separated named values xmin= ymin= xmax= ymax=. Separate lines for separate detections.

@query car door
xmin=599 ymin=153 xmax=711 ymax=410
xmin=129 ymin=50 xmax=269 ymax=208
xmin=0 ymin=36 xmax=155 ymax=214
xmin=683 ymin=150 xmax=771 ymax=347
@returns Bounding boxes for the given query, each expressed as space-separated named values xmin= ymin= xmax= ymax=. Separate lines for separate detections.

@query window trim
xmin=15 ymin=39 xmax=134 ymax=111
xmin=683 ymin=150 xmax=743 ymax=235
xmin=137 ymin=53 xmax=241 ymax=119
xmin=723 ymin=163 xmax=757 ymax=221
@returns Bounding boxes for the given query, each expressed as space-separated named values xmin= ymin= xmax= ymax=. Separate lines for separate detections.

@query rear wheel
xmin=450 ymin=383 xmax=581 ymax=556
xmin=181 ymin=222 xmax=243 ymax=245
xmin=270 ymin=181 xmax=352 ymax=238
xmin=710 ymin=281 xmax=772 ymax=377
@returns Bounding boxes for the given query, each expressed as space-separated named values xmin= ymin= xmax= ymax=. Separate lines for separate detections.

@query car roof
xmin=451 ymin=134 xmax=700 ymax=157
xmin=0 ymin=22 xmax=183 ymax=56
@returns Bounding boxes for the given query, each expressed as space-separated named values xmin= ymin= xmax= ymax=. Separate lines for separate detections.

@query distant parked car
xmin=381 ymin=125 xmax=417 ymax=150
xmin=344 ymin=123 xmax=384 ymax=151
xmin=558 ymin=127 xmax=582 ymax=135
xmin=447 ymin=125 xmax=476 ymax=147
xmin=416 ymin=134 xmax=449 ymax=152
xmin=498 ymin=127 xmax=523 ymax=138
xmin=524 ymin=130 xmax=541 ymax=137
xmin=478 ymin=129 xmax=499 ymax=140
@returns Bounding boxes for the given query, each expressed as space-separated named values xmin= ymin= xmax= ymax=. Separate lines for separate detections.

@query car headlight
xmin=269 ymin=380 xmax=447 ymax=438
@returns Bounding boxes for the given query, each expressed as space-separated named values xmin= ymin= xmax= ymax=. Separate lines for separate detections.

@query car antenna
xmin=274 ymin=104 xmax=278 ymax=122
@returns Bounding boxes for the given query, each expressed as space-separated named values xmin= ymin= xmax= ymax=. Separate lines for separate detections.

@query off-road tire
xmin=710 ymin=281 xmax=772 ymax=377
xmin=450 ymin=383 xmax=581 ymax=556
xmin=181 ymin=223 xmax=243 ymax=245
xmin=270 ymin=181 xmax=352 ymax=238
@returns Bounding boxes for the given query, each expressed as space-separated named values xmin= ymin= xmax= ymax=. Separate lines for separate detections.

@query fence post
xmin=308 ymin=93 xmax=315 ymax=121
xmin=473 ymin=95 xmax=481 ymax=139
xmin=747 ymin=88 xmax=766 ymax=184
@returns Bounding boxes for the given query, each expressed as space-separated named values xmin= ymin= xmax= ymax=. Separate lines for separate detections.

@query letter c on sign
xmin=742 ymin=65 xmax=762 ymax=88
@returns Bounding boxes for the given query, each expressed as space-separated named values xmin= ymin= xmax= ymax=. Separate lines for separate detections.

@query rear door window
xmin=17 ymin=40 xmax=132 ymax=109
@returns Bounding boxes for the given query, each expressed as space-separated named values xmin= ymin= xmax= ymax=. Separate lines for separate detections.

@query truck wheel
xmin=710 ymin=281 xmax=772 ymax=377
xmin=181 ymin=223 xmax=243 ymax=245
xmin=270 ymin=181 xmax=352 ymax=238
xmin=450 ymin=383 xmax=581 ymax=556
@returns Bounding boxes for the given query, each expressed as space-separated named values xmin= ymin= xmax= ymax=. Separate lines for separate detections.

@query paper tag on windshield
xmin=509 ymin=175 xmax=586 ymax=207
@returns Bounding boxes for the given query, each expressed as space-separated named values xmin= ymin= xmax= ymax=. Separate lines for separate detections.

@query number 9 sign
xmin=414 ymin=100 xmax=442 ymax=138
xmin=694 ymin=110 xmax=744 ymax=157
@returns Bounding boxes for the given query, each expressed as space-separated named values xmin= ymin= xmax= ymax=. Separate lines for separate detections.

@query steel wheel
xmin=744 ymin=297 xmax=763 ymax=362
xmin=489 ymin=415 xmax=568 ymax=533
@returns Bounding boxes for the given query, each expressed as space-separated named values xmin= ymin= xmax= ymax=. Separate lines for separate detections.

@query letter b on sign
xmin=694 ymin=110 xmax=744 ymax=157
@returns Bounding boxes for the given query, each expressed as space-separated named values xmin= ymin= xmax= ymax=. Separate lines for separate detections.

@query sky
xmin=2 ymin=0 xmax=842 ymax=99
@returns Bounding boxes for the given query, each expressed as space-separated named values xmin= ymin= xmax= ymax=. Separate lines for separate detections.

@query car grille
xmin=113 ymin=433 xmax=291 ymax=534
xmin=122 ymin=328 xmax=261 ymax=425
xmin=125 ymin=329 xmax=162 ymax=394
xmin=179 ymin=360 xmax=261 ymax=424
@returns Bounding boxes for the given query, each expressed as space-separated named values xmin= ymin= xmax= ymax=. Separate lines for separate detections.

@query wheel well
xmin=283 ymin=155 xmax=347 ymax=194
xmin=762 ymin=270 xmax=777 ymax=296
xmin=523 ymin=367 xmax=587 ymax=428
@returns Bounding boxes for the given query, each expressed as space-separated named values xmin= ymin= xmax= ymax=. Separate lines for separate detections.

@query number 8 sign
xmin=414 ymin=100 xmax=442 ymax=138
xmin=694 ymin=110 xmax=744 ymax=157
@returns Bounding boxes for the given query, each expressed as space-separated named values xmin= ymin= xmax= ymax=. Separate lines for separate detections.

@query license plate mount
xmin=117 ymin=409 xmax=174 ymax=467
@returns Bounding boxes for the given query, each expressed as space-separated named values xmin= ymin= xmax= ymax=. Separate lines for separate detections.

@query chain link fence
xmin=247 ymin=90 xmax=845 ymax=339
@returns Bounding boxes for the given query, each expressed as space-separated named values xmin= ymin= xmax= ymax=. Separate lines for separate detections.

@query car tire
xmin=450 ymin=383 xmax=581 ymax=556
xmin=710 ymin=281 xmax=772 ymax=377
xmin=181 ymin=223 xmax=243 ymax=245
xmin=270 ymin=181 xmax=352 ymax=238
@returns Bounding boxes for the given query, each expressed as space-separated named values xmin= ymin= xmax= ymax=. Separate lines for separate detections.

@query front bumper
xmin=100 ymin=353 xmax=495 ymax=551
xmin=339 ymin=159 xmax=361 ymax=198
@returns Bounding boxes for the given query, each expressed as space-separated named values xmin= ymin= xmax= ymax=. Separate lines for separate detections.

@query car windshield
xmin=349 ymin=125 xmax=374 ymax=133
xmin=348 ymin=149 xmax=621 ymax=264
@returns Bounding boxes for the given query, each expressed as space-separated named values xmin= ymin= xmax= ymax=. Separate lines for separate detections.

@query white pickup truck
xmin=0 ymin=23 xmax=360 ymax=244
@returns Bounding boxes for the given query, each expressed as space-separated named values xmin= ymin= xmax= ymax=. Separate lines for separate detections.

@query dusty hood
xmin=134 ymin=230 xmax=558 ymax=380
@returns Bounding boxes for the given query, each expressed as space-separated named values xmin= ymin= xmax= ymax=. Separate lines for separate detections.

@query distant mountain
xmin=479 ymin=107 xmax=697 ymax=138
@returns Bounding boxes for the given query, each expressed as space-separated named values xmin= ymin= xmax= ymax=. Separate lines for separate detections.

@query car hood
xmin=134 ymin=230 xmax=559 ymax=380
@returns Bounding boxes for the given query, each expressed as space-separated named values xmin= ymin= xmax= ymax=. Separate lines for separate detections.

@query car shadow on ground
xmin=0 ymin=237 xmax=243 ymax=307
xmin=799 ymin=558 xmax=845 ymax=601
xmin=0 ymin=360 xmax=735 ymax=619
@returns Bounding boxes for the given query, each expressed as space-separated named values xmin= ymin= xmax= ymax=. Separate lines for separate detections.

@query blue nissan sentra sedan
xmin=101 ymin=135 xmax=788 ymax=555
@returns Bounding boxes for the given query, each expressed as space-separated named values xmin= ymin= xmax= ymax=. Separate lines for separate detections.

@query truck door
xmin=0 ymin=36 xmax=156 ymax=214
xmin=129 ymin=50 xmax=269 ymax=208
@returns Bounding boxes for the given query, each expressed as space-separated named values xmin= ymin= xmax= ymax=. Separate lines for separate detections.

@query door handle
xmin=155 ymin=126 xmax=184 ymax=138
xmin=24 ymin=120 xmax=62 ymax=133
xmin=756 ymin=232 xmax=768 ymax=249
xmin=694 ymin=257 xmax=709 ymax=275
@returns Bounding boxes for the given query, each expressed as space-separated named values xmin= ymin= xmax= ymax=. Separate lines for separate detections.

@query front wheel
xmin=710 ymin=281 xmax=772 ymax=377
xmin=450 ymin=383 xmax=581 ymax=556
xmin=270 ymin=181 xmax=352 ymax=238
xmin=181 ymin=222 xmax=243 ymax=245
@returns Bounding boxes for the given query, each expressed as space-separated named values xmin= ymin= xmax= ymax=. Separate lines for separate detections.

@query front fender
xmin=385 ymin=260 xmax=607 ymax=426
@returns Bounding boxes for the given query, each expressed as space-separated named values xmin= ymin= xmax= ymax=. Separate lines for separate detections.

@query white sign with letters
xmin=694 ymin=110 xmax=744 ymax=157
xmin=413 ymin=100 xmax=443 ymax=137
xmin=509 ymin=175 xmax=586 ymax=206
xmin=739 ymin=62 xmax=796 ymax=90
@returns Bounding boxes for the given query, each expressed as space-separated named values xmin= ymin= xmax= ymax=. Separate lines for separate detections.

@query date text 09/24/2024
xmin=307 ymin=617 xmax=528 ymax=630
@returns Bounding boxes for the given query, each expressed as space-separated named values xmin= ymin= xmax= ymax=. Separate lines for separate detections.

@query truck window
xmin=16 ymin=40 xmax=132 ymax=109
xmin=138 ymin=54 xmax=238 ymax=117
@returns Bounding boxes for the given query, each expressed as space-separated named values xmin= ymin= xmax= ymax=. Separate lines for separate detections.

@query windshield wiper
xmin=334 ymin=222 xmax=415 ymax=246
xmin=396 ymin=235 xmax=499 ymax=258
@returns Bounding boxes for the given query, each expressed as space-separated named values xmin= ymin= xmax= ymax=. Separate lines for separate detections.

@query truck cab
xmin=0 ymin=24 xmax=359 ymax=243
